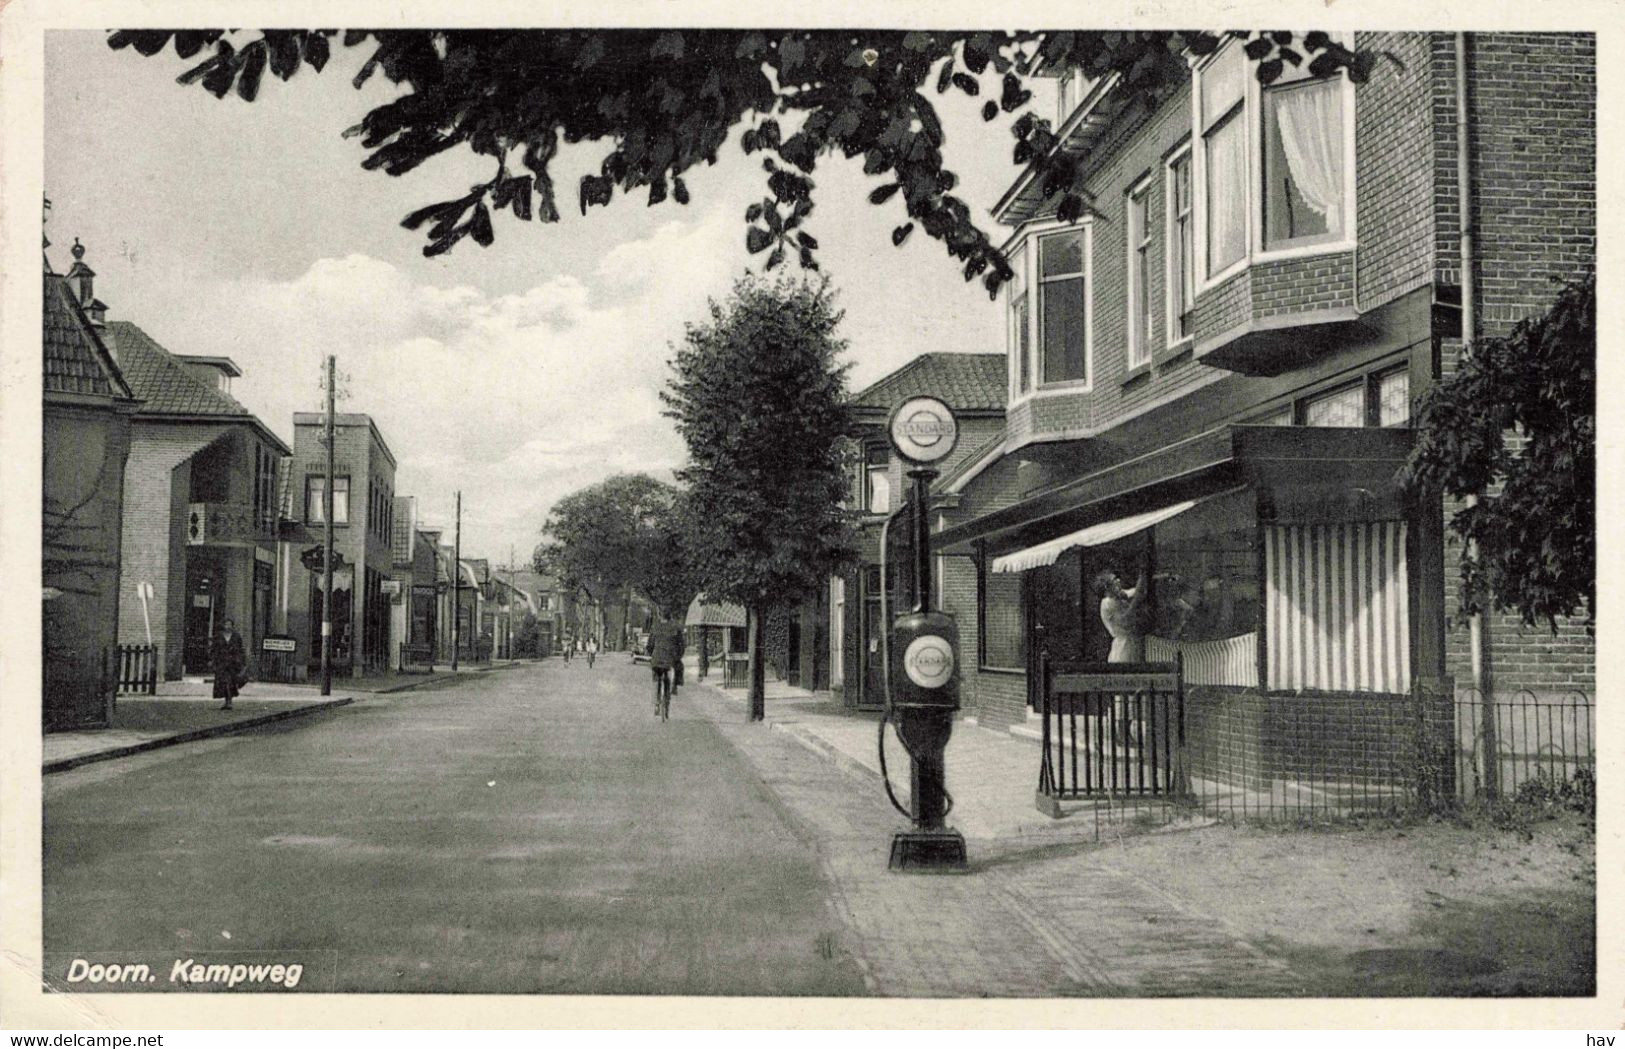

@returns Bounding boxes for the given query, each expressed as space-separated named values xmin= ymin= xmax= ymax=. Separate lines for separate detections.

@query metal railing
xmin=1031 ymin=675 xmax=1594 ymax=824
xmin=1035 ymin=654 xmax=1186 ymax=816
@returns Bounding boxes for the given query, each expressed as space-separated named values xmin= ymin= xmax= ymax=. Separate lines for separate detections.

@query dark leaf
xmin=302 ymin=32 xmax=331 ymax=72
xmin=673 ymin=177 xmax=690 ymax=205
xmin=746 ymin=226 xmax=773 ymax=254
xmin=868 ymin=183 xmax=901 ymax=205
xmin=235 ymin=42 xmax=268 ymax=102
xmin=796 ymin=231 xmax=819 ymax=249
xmin=982 ymin=100 xmax=999 ymax=121
xmin=952 ymin=71 xmax=980 ymax=96
xmin=470 ymin=201 xmax=494 ymax=246
xmin=766 ymin=246 xmax=785 ymax=270
xmin=892 ymin=222 xmax=913 ymax=246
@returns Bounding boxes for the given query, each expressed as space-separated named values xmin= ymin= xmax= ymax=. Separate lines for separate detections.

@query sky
xmin=43 ymin=31 xmax=1048 ymax=565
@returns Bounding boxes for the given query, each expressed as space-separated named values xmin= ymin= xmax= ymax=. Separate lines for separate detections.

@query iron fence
xmin=1033 ymin=681 xmax=1595 ymax=826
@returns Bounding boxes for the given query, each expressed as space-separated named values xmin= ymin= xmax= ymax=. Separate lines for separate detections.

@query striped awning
xmin=990 ymin=489 xmax=1245 ymax=574
xmin=684 ymin=595 xmax=747 ymax=628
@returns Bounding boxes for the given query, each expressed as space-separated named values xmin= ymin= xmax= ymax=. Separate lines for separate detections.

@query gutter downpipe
xmin=1456 ymin=31 xmax=1497 ymax=796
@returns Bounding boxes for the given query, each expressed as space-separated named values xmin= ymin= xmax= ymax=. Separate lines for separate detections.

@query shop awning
xmin=685 ymin=595 xmax=747 ymax=628
xmin=991 ymin=489 xmax=1244 ymax=573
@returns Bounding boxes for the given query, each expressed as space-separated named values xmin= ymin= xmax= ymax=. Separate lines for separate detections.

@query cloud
xmin=180 ymin=225 xmax=741 ymax=559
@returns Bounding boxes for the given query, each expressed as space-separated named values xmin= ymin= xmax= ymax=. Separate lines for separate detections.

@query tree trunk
xmin=748 ymin=604 xmax=766 ymax=721
xmin=622 ymin=586 xmax=634 ymax=651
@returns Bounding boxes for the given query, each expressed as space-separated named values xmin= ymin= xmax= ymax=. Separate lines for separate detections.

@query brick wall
xmin=117 ymin=423 xmax=233 ymax=678
xmin=43 ymin=403 xmax=131 ymax=729
xmin=1433 ymin=32 xmax=1596 ymax=698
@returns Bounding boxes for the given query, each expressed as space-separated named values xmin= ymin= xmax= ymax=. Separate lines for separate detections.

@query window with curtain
xmin=1263 ymin=73 xmax=1346 ymax=250
xmin=1038 ymin=230 xmax=1088 ymax=385
xmin=1166 ymin=149 xmax=1194 ymax=344
xmin=1128 ymin=179 xmax=1154 ymax=368
xmin=306 ymin=475 xmax=350 ymax=525
xmin=1199 ymin=45 xmax=1247 ymax=277
xmin=864 ymin=444 xmax=891 ymax=514
xmin=978 ymin=553 xmax=1026 ymax=670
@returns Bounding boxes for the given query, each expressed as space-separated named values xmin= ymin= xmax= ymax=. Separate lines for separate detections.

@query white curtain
xmin=1207 ymin=117 xmax=1247 ymax=272
xmin=1272 ymin=81 xmax=1344 ymax=234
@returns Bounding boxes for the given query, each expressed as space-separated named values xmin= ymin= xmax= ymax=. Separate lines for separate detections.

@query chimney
xmin=65 ymin=239 xmax=107 ymax=328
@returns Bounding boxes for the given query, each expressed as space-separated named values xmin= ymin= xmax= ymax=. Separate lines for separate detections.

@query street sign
xmin=262 ymin=636 xmax=297 ymax=653
xmin=887 ymin=396 xmax=958 ymax=465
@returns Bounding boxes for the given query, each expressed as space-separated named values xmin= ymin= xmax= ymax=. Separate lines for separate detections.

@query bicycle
xmin=652 ymin=666 xmax=671 ymax=721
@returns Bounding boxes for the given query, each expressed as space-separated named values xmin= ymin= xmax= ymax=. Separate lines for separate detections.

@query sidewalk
xmin=44 ymin=687 xmax=353 ymax=773
xmin=686 ymin=656 xmax=1208 ymax=843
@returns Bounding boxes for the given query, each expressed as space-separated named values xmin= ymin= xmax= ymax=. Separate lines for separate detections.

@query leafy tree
xmin=1401 ymin=272 xmax=1595 ymax=631
xmin=662 ymin=275 xmax=858 ymax=718
xmin=532 ymin=472 xmax=678 ymax=649
xmin=106 ymin=29 xmax=1377 ymax=296
xmin=640 ymin=488 xmax=703 ymax=622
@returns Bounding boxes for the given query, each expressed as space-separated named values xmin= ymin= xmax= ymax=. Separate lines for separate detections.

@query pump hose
xmin=876 ymin=710 xmax=955 ymax=821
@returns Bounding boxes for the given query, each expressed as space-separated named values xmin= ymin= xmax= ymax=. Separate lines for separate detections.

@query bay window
xmin=1166 ymin=147 xmax=1195 ymax=345
xmin=1193 ymin=37 xmax=1355 ymax=285
xmin=1199 ymin=44 xmax=1248 ymax=278
xmin=1006 ymin=223 xmax=1092 ymax=397
xmin=1127 ymin=177 xmax=1154 ymax=369
xmin=1038 ymin=230 xmax=1088 ymax=385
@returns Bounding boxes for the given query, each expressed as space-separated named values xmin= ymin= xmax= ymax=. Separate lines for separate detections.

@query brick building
xmin=288 ymin=413 xmax=397 ymax=676
xmin=928 ymin=33 xmax=1593 ymax=784
xmin=102 ymin=293 xmax=291 ymax=681
xmin=833 ymin=352 xmax=1005 ymax=708
xmin=43 ymin=242 xmax=137 ymax=729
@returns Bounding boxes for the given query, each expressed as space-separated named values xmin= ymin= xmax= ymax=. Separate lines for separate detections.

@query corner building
xmin=935 ymin=33 xmax=1595 ymax=785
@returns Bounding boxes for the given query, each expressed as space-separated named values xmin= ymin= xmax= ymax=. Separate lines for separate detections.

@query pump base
xmin=887 ymin=830 xmax=968 ymax=872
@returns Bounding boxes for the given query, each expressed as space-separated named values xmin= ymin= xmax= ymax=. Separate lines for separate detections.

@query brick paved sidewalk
xmin=684 ymin=678 xmax=1302 ymax=996
xmin=687 ymin=661 xmax=1210 ymax=844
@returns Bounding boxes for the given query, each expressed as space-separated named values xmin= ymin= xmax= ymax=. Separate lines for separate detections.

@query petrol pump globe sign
xmin=902 ymin=633 xmax=955 ymax=689
xmin=888 ymin=396 xmax=959 ymax=465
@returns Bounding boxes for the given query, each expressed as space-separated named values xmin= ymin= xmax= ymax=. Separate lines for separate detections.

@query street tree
xmin=1401 ymin=273 xmax=1595 ymax=632
xmin=532 ymin=472 xmax=679 ymax=649
xmin=106 ymin=29 xmax=1379 ymax=297
xmin=662 ymin=275 xmax=858 ymax=719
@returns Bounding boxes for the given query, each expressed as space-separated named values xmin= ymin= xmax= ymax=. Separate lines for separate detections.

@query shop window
xmin=1264 ymin=521 xmax=1410 ymax=693
xmin=1165 ymin=146 xmax=1195 ymax=345
xmin=1127 ymin=177 xmax=1155 ymax=369
xmin=977 ymin=552 xmax=1026 ymax=671
xmin=1303 ymin=382 xmax=1365 ymax=427
xmin=306 ymin=474 xmax=350 ymax=525
xmin=1038 ymin=230 xmax=1089 ymax=385
xmin=1252 ymin=405 xmax=1295 ymax=426
xmin=1262 ymin=69 xmax=1347 ymax=251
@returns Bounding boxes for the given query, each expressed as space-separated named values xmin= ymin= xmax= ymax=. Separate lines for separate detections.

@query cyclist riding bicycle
xmin=646 ymin=617 xmax=685 ymax=722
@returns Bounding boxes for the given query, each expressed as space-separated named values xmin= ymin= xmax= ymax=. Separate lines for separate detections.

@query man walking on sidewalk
xmin=211 ymin=618 xmax=246 ymax=711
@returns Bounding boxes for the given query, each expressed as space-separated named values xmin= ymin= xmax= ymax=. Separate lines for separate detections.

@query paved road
xmin=43 ymin=659 xmax=865 ymax=995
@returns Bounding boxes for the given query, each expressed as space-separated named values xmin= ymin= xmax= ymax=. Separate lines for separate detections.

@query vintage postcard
xmin=1 ymin=0 xmax=1617 ymax=1033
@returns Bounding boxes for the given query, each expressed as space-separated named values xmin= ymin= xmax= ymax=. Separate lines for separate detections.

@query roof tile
xmin=852 ymin=352 xmax=1006 ymax=412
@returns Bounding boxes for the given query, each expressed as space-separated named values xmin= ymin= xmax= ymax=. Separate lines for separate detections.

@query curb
xmin=43 ymin=698 xmax=354 ymax=774
xmin=771 ymin=720 xmax=890 ymax=789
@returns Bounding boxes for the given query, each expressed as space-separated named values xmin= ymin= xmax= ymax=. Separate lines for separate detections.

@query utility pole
xmin=320 ymin=355 xmax=335 ymax=697
xmin=451 ymin=491 xmax=462 ymax=672
xmin=508 ymin=543 xmax=517 ymax=661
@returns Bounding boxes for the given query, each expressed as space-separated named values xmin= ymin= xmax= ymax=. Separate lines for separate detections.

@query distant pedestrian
xmin=211 ymin=618 xmax=246 ymax=711
xmin=646 ymin=617 xmax=685 ymax=721
xmin=586 ymin=636 xmax=598 ymax=668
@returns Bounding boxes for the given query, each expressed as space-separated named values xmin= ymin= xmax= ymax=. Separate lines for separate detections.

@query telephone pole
xmin=451 ymin=491 xmax=462 ymax=672
xmin=320 ymin=355 xmax=336 ymax=697
xmin=508 ymin=543 xmax=517 ymax=662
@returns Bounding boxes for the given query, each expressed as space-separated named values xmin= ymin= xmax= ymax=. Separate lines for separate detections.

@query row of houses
xmin=41 ymin=239 xmax=565 ymax=731
xmin=815 ymin=33 xmax=1593 ymax=781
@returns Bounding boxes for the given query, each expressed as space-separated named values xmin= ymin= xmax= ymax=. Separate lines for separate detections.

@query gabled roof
xmin=852 ymin=352 xmax=1007 ymax=414
xmin=43 ymin=273 xmax=133 ymax=401
xmin=104 ymin=320 xmax=290 ymax=453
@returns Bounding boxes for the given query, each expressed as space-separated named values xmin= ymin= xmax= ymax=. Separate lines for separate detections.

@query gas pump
xmin=879 ymin=397 xmax=968 ymax=872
